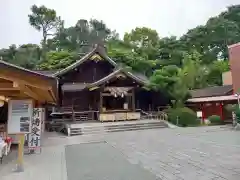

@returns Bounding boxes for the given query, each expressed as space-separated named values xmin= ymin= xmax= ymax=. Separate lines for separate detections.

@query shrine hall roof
xmin=53 ymin=44 xmax=117 ymax=77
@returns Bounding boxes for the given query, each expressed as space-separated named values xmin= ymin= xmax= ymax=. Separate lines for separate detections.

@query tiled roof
xmin=190 ymin=85 xmax=233 ymax=98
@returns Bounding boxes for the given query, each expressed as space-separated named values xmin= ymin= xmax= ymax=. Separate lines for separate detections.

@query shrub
xmin=167 ymin=107 xmax=199 ymax=127
xmin=225 ymin=104 xmax=238 ymax=112
xmin=234 ymin=109 xmax=240 ymax=123
xmin=208 ymin=115 xmax=221 ymax=124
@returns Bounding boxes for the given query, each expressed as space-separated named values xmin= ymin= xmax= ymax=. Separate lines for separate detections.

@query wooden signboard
xmin=8 ymin=100 xmax=33 ymax=134
xmin=7 ymin=99 xmax=33 ymax=172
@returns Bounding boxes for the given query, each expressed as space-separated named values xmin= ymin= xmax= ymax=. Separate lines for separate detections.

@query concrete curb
xmin=162 ymin=120 xmax=178 ymax=128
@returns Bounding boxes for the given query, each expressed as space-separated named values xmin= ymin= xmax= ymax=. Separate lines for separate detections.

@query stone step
xmin=82 ymin=125 xmax=166 ymax=135
xmin=80 ymin=121 xmax=166 ymax=130
xmin=108 ymin=124 xmax=167 ymax=133
xmin=105 ymin=121 xmax=167 ymax=129
xmin=81 ymin=121 xmax=166 ymax=130
xmin=68 ymin=122 xmax=168 ymax=136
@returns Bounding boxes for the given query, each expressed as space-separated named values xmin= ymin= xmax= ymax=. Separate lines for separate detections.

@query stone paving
xmin=65 ymin=142 xmax=160 ymax=180
xmin=0 ymin=125 xmax=240 ymax=180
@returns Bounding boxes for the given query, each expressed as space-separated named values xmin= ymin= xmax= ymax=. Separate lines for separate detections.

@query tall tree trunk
xmin=41 ymin=31 xmax=47 ymax=63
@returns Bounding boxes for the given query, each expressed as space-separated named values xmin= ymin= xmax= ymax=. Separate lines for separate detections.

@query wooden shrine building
xmin=52 ymin=44 xmax=169 ymax=122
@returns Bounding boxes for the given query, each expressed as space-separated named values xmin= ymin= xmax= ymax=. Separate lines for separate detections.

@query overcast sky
xmin=0 ymin=0 xmax=239 ymax=48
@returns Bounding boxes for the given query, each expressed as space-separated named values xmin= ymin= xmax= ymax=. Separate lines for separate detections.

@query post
xmin=132 ymin=89 xmax=135 ymax=111
xmin=201 ymin=103 xmax=205 ymax=124
xmin=15 ymin=134 xmax=25 ymax=172
xmin=219 ymin=102 xmax=223 ymax=121
xmin=99 ymin=88 xmax=103 ymax=113
xmin=238 ymin=96 xmax=240 ymax=110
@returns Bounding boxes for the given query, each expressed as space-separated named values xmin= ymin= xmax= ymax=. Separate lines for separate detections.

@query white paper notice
xmin=8 ymin=100 xmax=32 ymax=134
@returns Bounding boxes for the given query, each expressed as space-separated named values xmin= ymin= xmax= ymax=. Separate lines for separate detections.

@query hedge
xmin=167 ymin=107 xmax=200 ymax=127
xmin=208 ymin=115 xmax=221 ymax=124
xmin=234 ymin=109 xmax=240 ymax=123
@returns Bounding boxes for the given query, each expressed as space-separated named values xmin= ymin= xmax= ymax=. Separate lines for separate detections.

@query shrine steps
xmin=65 ymin=120 xmax=168 ymax=136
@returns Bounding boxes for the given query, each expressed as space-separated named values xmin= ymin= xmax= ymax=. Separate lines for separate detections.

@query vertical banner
xmin=28 ymin=108 xmax=42 ymax=152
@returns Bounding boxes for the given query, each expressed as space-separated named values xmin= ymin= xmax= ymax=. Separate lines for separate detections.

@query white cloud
xmin=0 ymin=0 xmax=239 ymax=48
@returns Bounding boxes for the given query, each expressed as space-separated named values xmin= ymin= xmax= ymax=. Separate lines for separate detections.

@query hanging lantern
xmin=114 ymin=93 xmax=117 ymax=98
xmin=121 ymin=93 xmax=124 ymax=98
xmin=0 ymin=100 xmax=4 ymax=107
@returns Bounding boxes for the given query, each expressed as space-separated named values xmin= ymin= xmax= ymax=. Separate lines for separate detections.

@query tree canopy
xmin=1 ymin=4 xmax=238 ymax=106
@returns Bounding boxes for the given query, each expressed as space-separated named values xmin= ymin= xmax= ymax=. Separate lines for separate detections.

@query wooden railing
xmin=73 ymin=111 xmax=97 ymax=121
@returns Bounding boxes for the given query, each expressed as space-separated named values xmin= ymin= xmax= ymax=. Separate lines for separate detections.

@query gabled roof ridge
xmin=53 ymin=44 xmax=117 ymax=77
xmin=87 ymin=68 xmax=148 ymax=89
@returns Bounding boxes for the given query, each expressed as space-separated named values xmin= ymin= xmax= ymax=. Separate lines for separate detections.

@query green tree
xmin=157 ymin=36 xmax=186 ymax=67
xmin=206 ymin=60 xmax=230 ymax=86
xmin=180 ymin=5 xmax=240 ymax=63
xmin=149 ymin=65 xmax=190 ymax=108
xmin=14 ymin=44 xmax=41 ymax=69
xmin=124 ymin=27 xmax=159 ymax=47
xmin=0 ymin=44 xmax=17 ymax=62
xmin=0 ymin=44 xmax=41 ymax=69
xmin=181 ymin=50 xmax=209 ymax=89
xmin=38 ymin=51 xmax=78 ymax=70
xmin=124 ymin=27 xmax=159 ymax=60
xmin=47 ymin=19 xmax=112 ymax=54
xmin=28 ymin=5 xmax=61 ymax=61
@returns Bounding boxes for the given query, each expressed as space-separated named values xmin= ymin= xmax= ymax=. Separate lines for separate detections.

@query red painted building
xmin=187 ymin=42 xmax=240 ymax=123
xmin=187 ymin=85 xmax=236 ymax=123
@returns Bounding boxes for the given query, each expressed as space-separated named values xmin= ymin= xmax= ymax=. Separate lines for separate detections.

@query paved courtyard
xmin=1 ymin=125 xmax=240 ymax=180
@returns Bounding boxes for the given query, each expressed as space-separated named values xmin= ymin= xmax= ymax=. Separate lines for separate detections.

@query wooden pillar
xmin=99 ymin=88 xmax=103 ymax=113
xmin=15 ymin=134 xmax=25 ymax=172
xmin=219 ymin=102 xmax=223 ymax=121
xmin=60 ymin=83 xmax=63 ymax=107
xmin=132 ymin=89 xmax=135 ymax=111
xmin=201 ymin=103 xmax=205 ymax=124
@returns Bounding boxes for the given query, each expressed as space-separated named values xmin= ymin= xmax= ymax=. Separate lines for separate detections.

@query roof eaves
xmin=87 ymin=69 xmax=148 ymax=89
xmin=126 ymin=71 xmax=149 ymax=85
xmin=87 ymin=69 xmax=122 ymax=89
xmin=0 ymin=60 xmax=55 ymax=79
xmin=53 ymin=48 xmax=97 ymax=77
xmin=228 ymin=42 xmax=240 ymax=49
